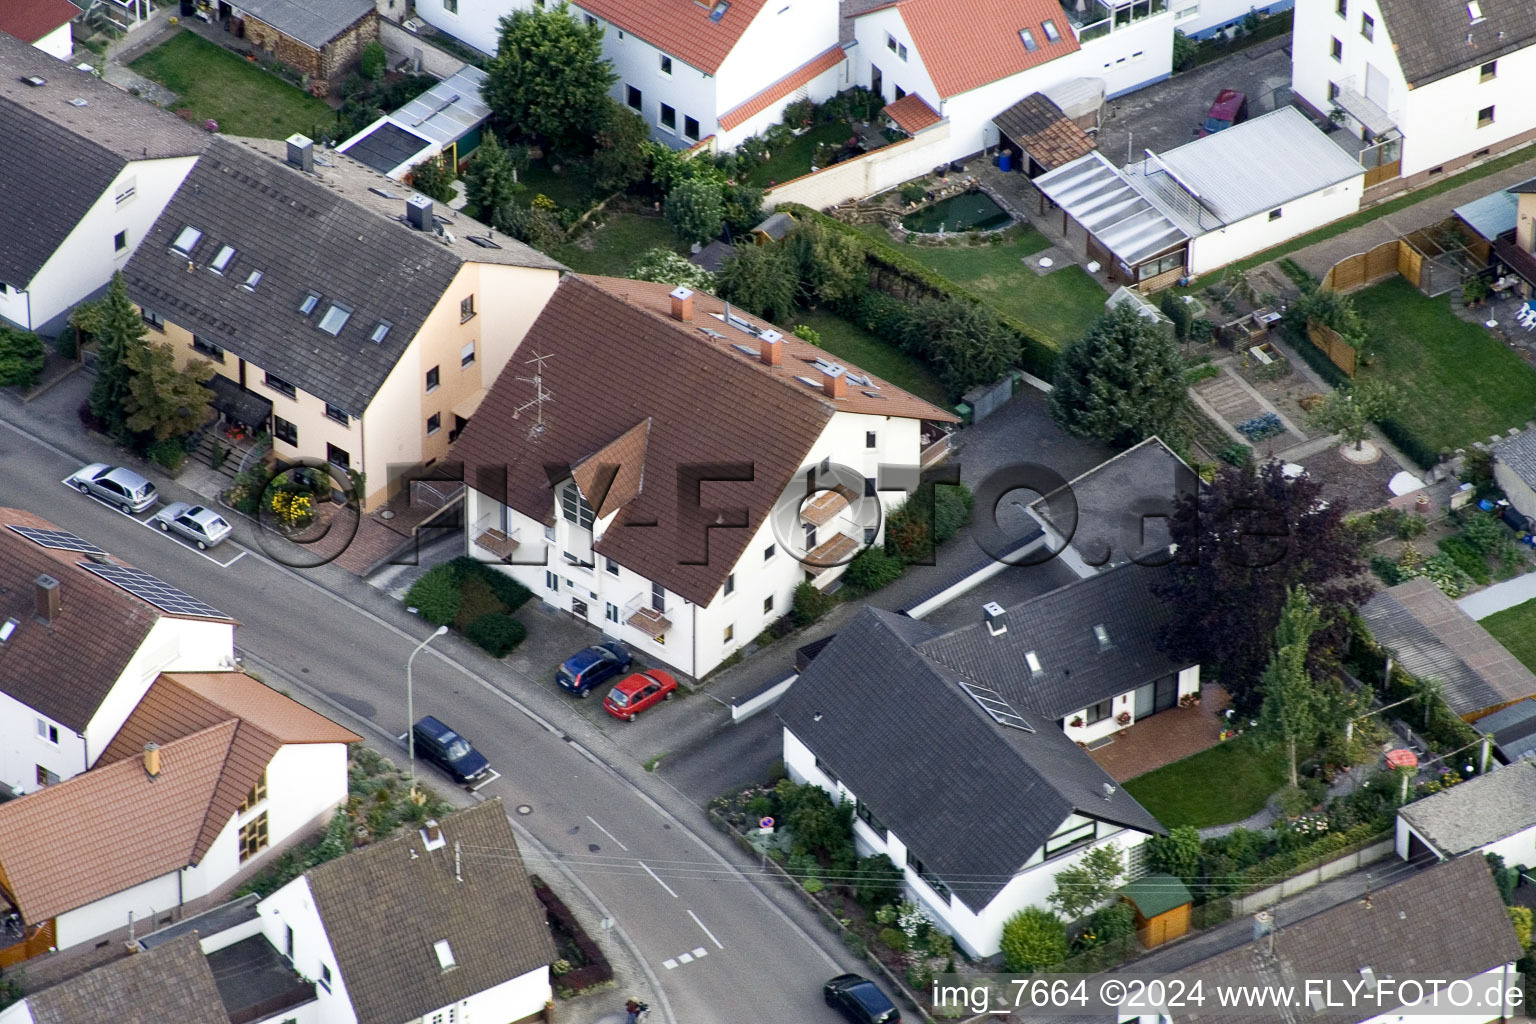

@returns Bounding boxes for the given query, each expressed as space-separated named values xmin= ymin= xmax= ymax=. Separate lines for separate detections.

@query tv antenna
xmin=511 ymin=352 xmax=555 ymax=434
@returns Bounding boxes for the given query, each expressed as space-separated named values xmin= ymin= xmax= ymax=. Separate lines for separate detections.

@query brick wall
xmin=317 ymin=11 xmax=379 ymax=82
xmin=244 ymin=10 xmax=379 ymax=86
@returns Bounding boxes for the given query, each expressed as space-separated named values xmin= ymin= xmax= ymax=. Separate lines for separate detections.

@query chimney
xmin=983 ymin=601 xmax=1007 ymax=636
xmin=668 ymin=286 xmax=694 ymax=322
xmin=143 ymin=742 xmax=161 ymax=779
xmin=421 ymin=819 xmax=446 ymax=851
xmin=285 ymin=133 xmax=314 ymax=173
xmin=406 ymin=193 xmax=434 ymax=232
xmin=35 ymin=575 xmax=60 ymax=624
xmin=821 ymin=362 xmax=847 ymax=399
xmin=758 ymin=329 xmax=783 ymax=366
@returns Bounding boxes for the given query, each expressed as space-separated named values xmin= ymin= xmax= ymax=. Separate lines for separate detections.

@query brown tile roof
xmin=0 ymin=0 xmax=83 ymax=45
xmin=450 ymin=276 xmax=955 ymax=605
xmin=0 ymin=723 xmax=236 ymax=923
xmin=718 ymin=44 xmax=848 ymax=131
xmin=1374 ymin=0 xmax=1536 ymax=88
xmin=158 ymin=672 xmax=363 ymax=746
xmin=0 ymin=507 xmax=233 ymax=733
xmin=882 ymin=92 xmax=943 ymax=134
xmin=992 ymin=92 xmax=1096 ymax=171
xmin=861 ymin=0 xmax=1078 ymax=98
xmin=304 ymin=800 xmax=555 ymax=1024
xmin=574 ymin=0 xmax=767 ymax=74
xmin=26 ymin=933 xmax=230 ymax=1024
xmin=571 ymin=418 xmax=651 ymax=519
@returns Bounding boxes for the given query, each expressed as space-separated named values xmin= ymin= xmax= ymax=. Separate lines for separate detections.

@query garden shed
xmin=1119 ymin=873 xmax=1191 ymax=948
xmin=337 ymin=65 xmax=492 ymax=178
xmin=232 ymin=0 xmax=378 ymax=90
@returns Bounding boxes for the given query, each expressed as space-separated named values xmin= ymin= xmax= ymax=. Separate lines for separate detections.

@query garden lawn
xmin=1351 ymin=277 xmax=1536 ymax=456
xmin=554 ymin=213 xmax=683 ymax=276
xmin=1123 ymin=736 xmax=1289 ymax=829
xmin=514 ymin=159 xmax=596 ymax=211
xmin=1481 ymin=598 xmax=1536 ymax=675
xmin=130 ymin=31 xmax=334 ymax=139
xmin=899 ymin=228 xmax=1109 ymax=348
xmin=741 ymin=121 xmax=854 ymax=188
xmin=790 ymin=310 xmax=950 ymax=408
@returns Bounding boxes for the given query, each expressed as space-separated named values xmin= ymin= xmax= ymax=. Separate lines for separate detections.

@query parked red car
xmin=603 ymin=669 xmax=678 ymax=721
xmin=1198 ymin=89 xmax=1249 ymax=137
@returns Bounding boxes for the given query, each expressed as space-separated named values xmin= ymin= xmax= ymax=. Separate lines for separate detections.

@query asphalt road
xmin=0 ymin=415 xmax=857 ymax=1024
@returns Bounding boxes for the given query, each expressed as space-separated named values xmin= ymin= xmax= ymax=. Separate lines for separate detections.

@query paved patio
xmin=1089 ymin=685 xmax=1232 ymax=783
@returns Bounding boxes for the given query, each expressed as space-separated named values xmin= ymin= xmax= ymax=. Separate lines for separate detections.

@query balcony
xmin=920 ymin=421 xmax=954 ymax=470
xmin=801 ymin=484 xmax=858 ymax=526
xmin=624 ymin=596 xmax=672 ymax=638
xmin=805 ymin=531 xmax=862 ymax=576
xmin=474 ymin=527 xmax=520 ymax=560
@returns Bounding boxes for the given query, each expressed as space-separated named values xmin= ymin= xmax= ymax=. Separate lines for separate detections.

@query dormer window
xmin=317 ymin=303 xmax=352 ymax=335
xmin=1042 ymin=18 xmax=1061 ymax=41
xmin=1019 ymin=27 xmax=1038 ymax=51
xmin=210 ymin=245 xmax=236 ymax=274
xmin=172 ymin=226 xmax=202 ymax=256
xmin=299 ymin=292 xmax=321 ymax=315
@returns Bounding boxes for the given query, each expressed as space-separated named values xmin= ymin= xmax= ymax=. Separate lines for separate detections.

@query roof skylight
xmin=1025 ymin=651 xmax=1043 ymax=675
xmin=242 ymin=269 xmax=263 ymax=291
xmin=709 ymin=0 xmax=730 ymax=20
xmin=210 ymin=245 xmax=236 ymax=274
xmin=370 ymin=321 xmax=392 ymax=343
xmin=317 ymin=303 xmax=352 ymax=335
xmin=1019 ymin=28 xmax=1038 ymax=51
xmin=958 ymin=681 xmax=1035 ymax=733
xmin=1042 ymin=19 xmax=1061 ymax=41
xmin=172 ymin=226 xmax=202 ymax=256
xmin=433 ymin=939 xmax=456 ymax=971
xmin=299 ymin=292 xmax=321 ymax=315
xmin=1094 ymin=624 xmax=1111 ymax=651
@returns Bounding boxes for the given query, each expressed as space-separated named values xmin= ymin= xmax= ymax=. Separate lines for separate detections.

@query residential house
xmin=450 ymin=275 xmax=957 ymax=680
xmin=0 ymin=0 xmax=83 ymax=60
xmin=0 ymin=671 xmax=359 ymax=961
xmin=1036 ymin=107 xmax=1364 ymax=287
xmin=122 ymin=134 xmax=564 ymax=511
xmin=0 ymin=933 xmax=231 ymax=1024
xmin=416 ymin=0 xmax=847 ymax=151
xmin=232 ymin=0 xmax=379 ymax=90
xmin=1360 ymin=576 xmax=1536 ymax=723
xmin=1291 ymin=0 xmax=1536 ymax=195
xmin=777 ymin=601 xmax=1166 ymax=957
xmin=1396 ymin=760 xmax=1536 ymax=865
xmin=1123 ymin=854 xmax=1523 ymax=1024
xmin=1170 ymin=0 xmax=1293 ymax=42
xmin=848 ymin=0 xmax=1171 ymax=164
xmin=1452 ymin=174 xmax=1536 ymax=298
xmin=1492 ymin=422 xmax=1536 ymax=524
xmin=256 ymin=799 xmax=556 ymax=1024
xmin=0 ymin=33 xmax=206 ymax=333
xmin=336 ymin=64 xmax=491 ymax=177
xmin=0 ymin=507 xmax=237 ymax=798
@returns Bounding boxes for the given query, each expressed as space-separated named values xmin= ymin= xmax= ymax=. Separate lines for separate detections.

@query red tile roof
xmin=883 ymin=92 xmax=943 ymax=134
xmin=718 ymin=44 xmax=849 ymax=131
xmin=575 ymin=0 xmax=767 ymax=74
xmin=0 ymin=0 xmax=82 ymax=44
xmin=863 ymin=0 xmax=1078 ymax=98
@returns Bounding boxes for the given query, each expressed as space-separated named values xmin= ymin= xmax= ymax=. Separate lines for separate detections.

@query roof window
xmin=1094 ymin=624 xmax=1111 ymax=651
xmin=433 ymin=939 xmax=457 ymax=971
xmin=1042 ymin=18 xmax=1061 ymax=41
xmin=299 ymin=292 xmax=321 ymax=315
xmin=210 ymin=245 xmax=236 ymax=274
xmin=958 ymin=681 xmax=1034 ymax=733
xmin=317 ymin=303 xmax=352 ymax=335
xmin=709 ymin=0 xmax=730 ymax=20
xmin=1025 ymin=650 xmax=1043 ymax=676
xmin=370 ymin=321 xmax=392 ymax=343
xmin=1019 ymin=27 xmax=1038 ymax=51
xmin=242 ymin=269 xmax=263 ymax=291
xmin=1468 ymin=0 xmax=1484 ymax=21
xmin=172 ymin=226 xmax=202 ymax=256
xmin=0 ymin=618 xmax=16 ymax=643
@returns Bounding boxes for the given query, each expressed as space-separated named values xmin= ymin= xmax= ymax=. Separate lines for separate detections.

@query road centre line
xmin=639 ymin=861 xmax=679 ymax=898
xmin=687 ymin=909 xmax=724 ymax=950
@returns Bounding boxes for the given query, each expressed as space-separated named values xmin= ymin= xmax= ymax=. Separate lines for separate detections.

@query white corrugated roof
xmin=1034 ymin=151 xmax=1189 ymax=268
xmin=391 ymin=65 xmax=491 ymax=148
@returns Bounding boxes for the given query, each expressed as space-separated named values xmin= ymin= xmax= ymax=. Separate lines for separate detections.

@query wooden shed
xmin=1120 ymin=873 xmax=1192 ymax=948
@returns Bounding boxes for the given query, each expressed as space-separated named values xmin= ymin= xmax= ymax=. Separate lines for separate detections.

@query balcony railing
xmin=623 ymin=596 xmax=672 ymax=638
xmin=804 ymin=531 xmax=862 ymax=576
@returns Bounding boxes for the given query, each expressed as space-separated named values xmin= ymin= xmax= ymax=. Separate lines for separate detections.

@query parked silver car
xmin=149 ymin=502 xmax=233 ymax=550
xmin=68 ymin=463 xmax=158 ymax=514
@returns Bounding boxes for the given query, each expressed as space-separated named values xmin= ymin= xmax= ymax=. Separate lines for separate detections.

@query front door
xmin=871 ymin=65 xmax=883 ymax=100
xmin=1134 ymin=683 xmax=1154 ymax=720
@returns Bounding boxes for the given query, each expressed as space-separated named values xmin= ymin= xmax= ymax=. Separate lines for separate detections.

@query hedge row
xmin=777 ymin=202 xmax=1057 ymax=379
xmin=1232 ymin=823 xmax=1387 ymax=895
xmin=531 ymin=876 xmax=613 ymax=993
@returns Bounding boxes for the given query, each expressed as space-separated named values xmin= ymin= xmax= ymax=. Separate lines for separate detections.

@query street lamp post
xmin=406 ymin=625 xmax=449 ymax=794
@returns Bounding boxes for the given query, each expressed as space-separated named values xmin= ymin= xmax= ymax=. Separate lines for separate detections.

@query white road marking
xmin=60 ymin=476 xmax=248 ymax=567
xmin=663 ymin=959 xmax=678 ymax=970
xmin=586 ymin=814 xmax=629 ymax=851
xmin=678 ymin=953 xmax=693 ymax=964
xmin=687 ymin=910 xmax=724 ymax=950
xmin=638 ymin=861 xmax=678 ymax=898
xmin=692 ymin=947 xmax=708 ymax=958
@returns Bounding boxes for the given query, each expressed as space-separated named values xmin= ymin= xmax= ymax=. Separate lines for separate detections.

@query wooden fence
xmin=1307 ymin=320 xmax=1358 ymax=377
xmin=1320 ymin=238 xmax=1403 ymax=293
xmin=0 ymin=919 xmax=55 ymax=968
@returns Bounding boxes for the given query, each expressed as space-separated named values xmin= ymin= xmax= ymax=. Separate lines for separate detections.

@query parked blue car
xmin=556 ymin=640 xmax=632 ymax=698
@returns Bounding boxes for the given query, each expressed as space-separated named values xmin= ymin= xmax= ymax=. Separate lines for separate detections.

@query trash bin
xmin=999 ymin=151 xmax=1012 ymax=173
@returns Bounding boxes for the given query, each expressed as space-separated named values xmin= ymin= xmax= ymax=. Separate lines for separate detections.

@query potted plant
xmin=1069 ymin=716 xmax=1085 ymax=728
xmin=1115 ymin=711 xmax=1132 ymax=727
xmin=1179 ymin=693 xmax=1200 ymax=708
xmin=1463 ymin=276 xmax=1490 ymax=308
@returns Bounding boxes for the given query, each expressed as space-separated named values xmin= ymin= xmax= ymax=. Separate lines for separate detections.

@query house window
xmin=763 ymin=595 xmax=774 ymax=614
xmin=1330 ymin=37 xmax=1342 ymax=61
xmin=1335 ymin=0 xmax=1345 ymax=14
xmin=1478 ymin=105 xmax=1495 ymax=128
xmin=561 ymin=483 xmax=595 ymax=530
xmin=114 ymin=230 xmax=127 ymax=253
xmin=543 ymin=523 xmax=556 ymax=542
xmin=863 ymin=478 xmax=876 ymax=498
xmin=545 ymin=571 xmax=559 ymax=592
xmin=893 ymin=85 xmax=905 ymax=101
xmin=426 ymin=366 xmax=440 ymax=392
xmin=724 ymin=572 xmax=735 ymax=595
xmin=327 ymin=444 xmax=350 ymax=469
xmin=1481 ymin=60 xmax=1497 ymax=81
xmin=764 ymin=544 xmax=776 ymax=561
xmin=1045 ymin=819 xmax=1096 ymax=857
xmin=1268 ymin=207 xmax=1283 ymax=221
xmin=264 ymin=372 xmax=297 ymax=398
xmin=585 ymin=13 xmax=596 ymax=26
xmin=1019 ymin=27 xmax=1038 ymax=51
xmin=444 ymin=0 xmax=457 ymax=11
xmin=660 ymin=55 xmax=672 ymax=75
xmin=324 ymin=404 xmax=349 ymax=425
xmin=723 ymin=623 xmax=734 ymax=643
xmin=652 ymin=582 xmax=666 ymax=612
xmin=627 ymin=85 xmax=642 ymax=110
xmin=460 ymin=294 xmax=475 ymax=322
xmin=239 ymin=771 xmax=268 ymax=813
xmin=1136 ymin=250 xmax=1184 ymax=281
xmin=36 ymin=719 xmax=58 ymax=744
xmin=814 ymin=755 xmax=839 ymax=784
xmin=460 ymin=341 xmax=476 ymax=367
xmin=141 ymin=308 xmax=165 ymax=331
xmin=660 ymin=103 xmax=677 ymax=132
xmin=866 ymin=431 xmax=877 ymax=448
xmin=684 ymin=116 xmax=700 ymax=141
xmin=606 ymin=557 xmax=620 ymax=576
xmin=1360 ymin=11 xmax=1373 ymax=39
xmin=906 ymin=851 xmax=950 ymax=900
xmin=426 ymin=412 xmax=441 ymax=436
xmin=319 ymin=964 xmax=332 ymax=993
xmin=1042 ymin=18 xmax=1060 ymax=41
xmin=606 ymin=602 xmax=619 ymax=623
xmin=191 ymin=335 xmax=224 ymax=361
xmin=1083 ymin=699 xmax=1113 ymax=725
xmin=239 ymin=812 xmax=270 ymax=863
xmin=36 ymin=765 xmax=59 ymax=787
xmin=273 ymin=416 xmax=298 ymax=446
xmin=857 ymin=801 xmax=888 ymax=839
xmin=317 ymin=303 xmax=352 ymax=335
xmin=1328 ymin=80 xmax=1341 ymax=101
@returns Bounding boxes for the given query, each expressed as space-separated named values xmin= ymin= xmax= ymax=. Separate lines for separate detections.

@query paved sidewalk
xmin=1458 ymin=569 xmax=1536 ymax=619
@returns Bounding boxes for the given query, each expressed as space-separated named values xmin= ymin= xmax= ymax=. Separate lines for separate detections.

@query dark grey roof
xmin=27 ymin=933 xmax=230 ymax=1024
xmin=777 ymin=608 xmax=1162 ymax=910
xmin=205 ymin=934 xmax=315 ymax=1021
xmin=1170 ymin=856 xmax=1521 ymax=1024
xmin=691 ymin=239 xmax=733 ymax=273
xmin=917 ymin=561 xmax=1190 ymax=720
xmin=304 ymin=800 xmax=555 ymax=1024
xmin=1375 ymin=0 xmax=1536 ymax=87
xmin=1512 ymin=177 xmax=1536 ymax=195
xmin=138 ymin=893 xmax=260 ymax=948
xmin=124 ymin=136 xmax=560 ymax=416
xmin=1360 ymin=576 xmax=1536 ymax=717
xmin=341 ymin=121 xmax=432 ymax=175
xmin=238 ymin=0 xmax=374 ymax=49
xmin=1477 ymin=698 xmax=1536 ymax=761
xmin=1398 ymin=761 xmax=1536 ymax=857
xmin=753 ymin=211 xmax=796 ymax=240
xmin=1494 ymin=427 xmax=1536 ymax=488
xmin=0 ymin=34 xmax=207 ymax=286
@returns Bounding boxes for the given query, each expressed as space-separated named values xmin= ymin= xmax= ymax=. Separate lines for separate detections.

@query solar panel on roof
xmin=77 ymin=561 xmax=227 ymax=619
xmin=958 ymin=681 xmax=1035 ymax=732
xmin=7 ymin=524 xmax=106 ymax=554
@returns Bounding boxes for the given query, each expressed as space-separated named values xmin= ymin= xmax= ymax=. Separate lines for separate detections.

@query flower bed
xmin=531 ymin=876 xmax=613 ymax=997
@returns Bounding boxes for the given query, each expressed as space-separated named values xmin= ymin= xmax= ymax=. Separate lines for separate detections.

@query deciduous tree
xmin=1305 ymin=377 xmax=1402 ymax=451
xmin=124 ymin=342 xmax=215 ymax=440
xmin=485 ymin=1 xmax=615 ymax=158
xmin=1049 ymin=303 xmax=1187 ymax=448
xmin=408 ymin=155 xmax=455 ymax=203
xmin=717 ymin=241 xmax=796 ymax=323
xmin=665 ymin=178 xmax=725 ymax=246
xmin=790 ymin=219 xmax=867 ymax=307
xmin=590 ymin=100 xmax=649 ymax=194
xmin=1047 ymin=844 xmax=1124 ymax=920
xmin=1255 ymin=586 xmax=1334 ymax=788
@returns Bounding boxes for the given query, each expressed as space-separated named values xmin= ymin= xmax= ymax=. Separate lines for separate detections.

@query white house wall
xmin=597 ymin=19 xmax=719 ymax=147
xmin=713 ymin=0 xmax=839 ymax=112
xmin=1493 ymin=462 xmax=1536 ymax=526
xmin=413 ymin=965 xmax=552 ymax=1024
xmin=0 ymin=155 xmax=198 ymax=332
xmin=1073 ymin=13 xmax=1175 ymax=99
xmin=54 ymin=871 xmax=181 ymax=950
xmin=260 ymin=876 xmax=361 ymax=1024
xmin=1186 ymin=171 xmax=1362 ymax=274
xmin=850 ymin=8 xmax=940 ymax=114
xmin=0 ymin=1000 xmax=33 ymax=1024
xmin=414 ymin=0 xmax=510 ymax=57
xmin=0 ymin=691 xmax=88 ymax=796
xmin=1172 ymin=0 xmax=1294 ymax=41
xmin=31 ymin=22 xmax=74 ymax=61
xmin=716 ymin=63 xmax=846 ymax=151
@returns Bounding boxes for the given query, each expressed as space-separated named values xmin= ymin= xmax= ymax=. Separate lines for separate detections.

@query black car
xmin=825 ymin=974 xmax=900 ymax=1024
xmin=411 ymin=716 xmax=491 ymax=784
xmin=556 ymin=639 xmax=632 ymax=697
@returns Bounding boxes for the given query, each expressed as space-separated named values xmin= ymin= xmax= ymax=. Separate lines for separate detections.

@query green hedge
xmin=1235 ymin=823 xmax=1386 ymax=892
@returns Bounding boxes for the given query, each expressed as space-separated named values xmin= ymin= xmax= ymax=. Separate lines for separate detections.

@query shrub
xmin=1144 ymin=825 xmax=1201 ymax=881
xmin=665 ymin=178 xmax=726 ymax=245
xmin=1511 ymin=906 xmax=1533 ymax=949
xmin=878 ymin=927 xmax=908 ymax=952
xmin=406 ymin=564 xmax=462 ymax=626
xmin=360 ymin=40 xmax=387 ymax=81
xmin=1217 ymin=441 xmax=1252 ymax=467
xmin=803 ymin=876 xmax=824 ymax=894
xmin=791 ymin=324 xmax=822 ymax=344
xmin=1437 ymin=535 xmax=1492 ymax=585
xmin=899 ymin=181 xmax=927 ymax=205
xmin=842 ymin=546 xmax=905 ymax=593
xmin=0 ymin=324 xmax=45 ymax=388
xmin=449 ymin=556 xmax=533 ymax=611
xmin=408 ymin=156 xmax=456 ymax=203
xmin=54 ymin=325 xmax=78 ymax=360
xmin=465 ymin=612 xmax=527 ymax=657
xmin=1000 ymin=907 xmax=1068 ymax=973
xmin=791 ymin=580 xmax=837 ymax=627
xmin=1461 ymin=510 xmax=1504 ymax=556
xmin=874 ymin=904 xmax=898 ymax=926
xmin=854 ymin=855 xmax=903 ymax=908
xmin=1172 ymin=28 xmax=1198 ymax=71
xmin=146 ymin=437 xmax=188 ymax=473
xmin=906 ymin=961 xmax=936 ymax=989
xmin=1489 ymin=853 xmax=1519 ymax=905
xmin=843 ymin=932 xmax=867 ymax=958
xmin=1081 ymin=901 xmax=1136 ymax=948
